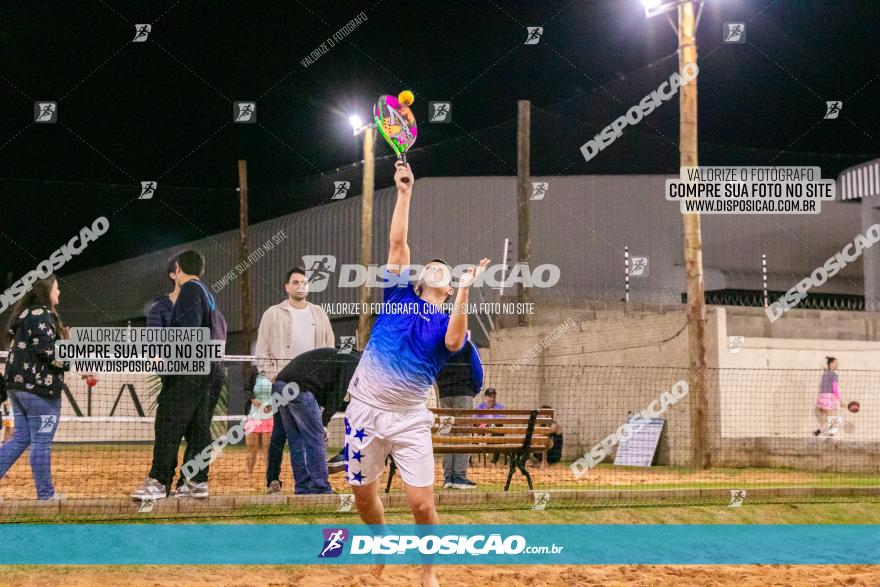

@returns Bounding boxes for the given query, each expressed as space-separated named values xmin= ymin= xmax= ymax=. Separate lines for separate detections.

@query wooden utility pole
xmin=516 ymin=100 xmax=532 ymax=327
xmin=357 ymin=128 xmax=375 ymax=349
xmin=679 ymin=2 xmax=709 ymax=469
xmin=238 ymin=160 xmax=253 ymax=357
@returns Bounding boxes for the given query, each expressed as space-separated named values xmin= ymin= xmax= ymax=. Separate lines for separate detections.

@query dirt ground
xmin=0 ymin=444 xmax=844 ymax=500
xmin=1 ymin=564 xmax=878 ymax=586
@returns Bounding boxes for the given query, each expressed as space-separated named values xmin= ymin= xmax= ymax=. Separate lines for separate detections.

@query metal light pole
xmin=644 ymin=0 xmax=709 ymax=469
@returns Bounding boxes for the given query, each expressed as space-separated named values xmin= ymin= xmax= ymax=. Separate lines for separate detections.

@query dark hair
xmin=285 ymin=266 xmax=306 ymax=283
xmin=176 ymin=250 xmax=205 ymax=277
xmin=2 ymin=275 xmax=63 ymax=347
xmin=485 ymin=388 xmax=497 ymax=396
xmin=427 ymin=258 xmax=450 ymax=267
xmin=826 ymin=356 xmax=837 ymax=367
xmin=166 ymin=254 xmax=178 ymax=283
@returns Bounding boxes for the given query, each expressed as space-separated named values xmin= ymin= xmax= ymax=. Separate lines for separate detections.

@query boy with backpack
xmin=132 ymin=249 xmax=227 ymax=500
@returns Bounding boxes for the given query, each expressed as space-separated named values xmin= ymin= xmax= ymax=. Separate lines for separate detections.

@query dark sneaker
xmin=443 ymin=478 xmax=454 ymax=489
xmin=451 ymin=478 xmax=477 ymax=490
xmin=267 ymin=480 xmax=282 ymax=494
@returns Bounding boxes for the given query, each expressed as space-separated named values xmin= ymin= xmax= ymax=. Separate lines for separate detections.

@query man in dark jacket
xmin=271 ymin=346 xmax=361 ymax=494
xmin=436 ymin=335 xmax=483 ymax=489
xmin=132 ymin=249 xmax=223 ymax=500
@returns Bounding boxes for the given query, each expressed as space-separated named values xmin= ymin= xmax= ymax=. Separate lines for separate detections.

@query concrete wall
xmin=483 ymin=302 xmax=880 ymax=472
xmin=483 ymin=304 xmax=695 ymax=466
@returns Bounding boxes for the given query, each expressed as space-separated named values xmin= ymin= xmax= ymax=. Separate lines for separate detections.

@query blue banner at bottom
xmin=1 ymin=524 xmax=878 ymax=565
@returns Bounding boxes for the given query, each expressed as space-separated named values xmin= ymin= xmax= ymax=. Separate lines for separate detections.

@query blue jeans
xmin=265 ymin=409 xmax=286 ymax=486
xmin=0 ymin=391 xmax=62 ymax=499
xmin=274 ymin=381 xmax=331 ymax=494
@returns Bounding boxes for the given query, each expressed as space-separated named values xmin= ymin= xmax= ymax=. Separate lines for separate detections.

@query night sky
xmin=0 ymin=0 xmax=878 ymax=282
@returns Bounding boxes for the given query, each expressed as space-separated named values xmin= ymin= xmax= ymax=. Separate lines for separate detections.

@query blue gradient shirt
xmin=348 ymin=269 xmax=461 ymax=409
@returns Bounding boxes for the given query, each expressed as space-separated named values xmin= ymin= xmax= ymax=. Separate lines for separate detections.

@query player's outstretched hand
xmin=394 ymin=161 xmax=413 ymax=193
xmin=459 ymin=258 xmax=490 ymax=288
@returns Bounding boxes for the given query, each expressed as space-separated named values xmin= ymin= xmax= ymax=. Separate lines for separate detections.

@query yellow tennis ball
xmin=398 ymin=90 xmax=414 ymax=106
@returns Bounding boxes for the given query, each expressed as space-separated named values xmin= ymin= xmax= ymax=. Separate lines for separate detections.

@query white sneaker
xmin=267 ymin=480 xmax=282 ymax=494
xmin=38 ymin=493 xmax=64 ymax=501
xmin=176 ymin=480 xmax=208 ymax=499
xmin=131 ymin=477 xmax=167 ymax=501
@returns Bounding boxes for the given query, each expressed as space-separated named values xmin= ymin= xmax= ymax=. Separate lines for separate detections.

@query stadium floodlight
xmin=349 ymin=114 xmax=363 ymax=130
xmin=641 ymin=0 xmax=704 ymax=19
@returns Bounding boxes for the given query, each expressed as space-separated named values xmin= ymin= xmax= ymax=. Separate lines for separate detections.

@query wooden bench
xmin=384 ymin=407 xmax=555 ymax=493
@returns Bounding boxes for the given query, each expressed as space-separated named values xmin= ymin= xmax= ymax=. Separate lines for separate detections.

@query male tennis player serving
xmin=344 ymin=161 xmax=487 ymax=587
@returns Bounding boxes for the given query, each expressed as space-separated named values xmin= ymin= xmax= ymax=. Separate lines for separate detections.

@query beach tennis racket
xmin=848 ymin=401 xmax=860 ymax=413
xmin=373 ymin=90 xmax=418 ymax=183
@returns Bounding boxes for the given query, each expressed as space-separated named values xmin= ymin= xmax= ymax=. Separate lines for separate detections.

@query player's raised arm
xmin=386 ymin=161 xmax=413 ymax=273
xmin=446 ymin=258 xmax=489 ymax=352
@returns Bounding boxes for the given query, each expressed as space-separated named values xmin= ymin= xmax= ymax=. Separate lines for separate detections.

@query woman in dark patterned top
xmin=0 ymin=275 xmax=67 ymax=499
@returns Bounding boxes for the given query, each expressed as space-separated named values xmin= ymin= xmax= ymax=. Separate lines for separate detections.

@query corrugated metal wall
xmin=57 ymin=175 xmax=864 ymax=330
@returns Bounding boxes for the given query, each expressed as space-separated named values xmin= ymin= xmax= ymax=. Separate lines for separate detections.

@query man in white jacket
xmin=255 ymin=266 xmax=334 ymax=493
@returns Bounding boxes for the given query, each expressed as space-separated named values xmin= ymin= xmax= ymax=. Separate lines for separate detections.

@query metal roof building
xmin=838 ymin=158 xmax=880 ymax=312
xmin=54 ymin=174 xmax=865 ymax=348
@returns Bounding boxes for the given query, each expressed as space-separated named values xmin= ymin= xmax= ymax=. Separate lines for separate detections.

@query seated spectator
xmin=532 ymin=405 xmax=563 ymax=465
xmin=476 ymin=388 xmax=506 ymax=464
xmin=476 ymin=388 xmax=505 ymax=424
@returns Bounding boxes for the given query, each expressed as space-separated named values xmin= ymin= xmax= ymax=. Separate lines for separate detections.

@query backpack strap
xmin=191 ymin=280 xmax=217 ymax=311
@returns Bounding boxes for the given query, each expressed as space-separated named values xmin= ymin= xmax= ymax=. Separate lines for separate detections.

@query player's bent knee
xmin=408 ymin=494 xmax=436 ymax=519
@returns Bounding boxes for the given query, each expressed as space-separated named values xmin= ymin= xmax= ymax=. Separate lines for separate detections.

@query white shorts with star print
xmin=343 ymin=397 xmax=435 ymax=488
